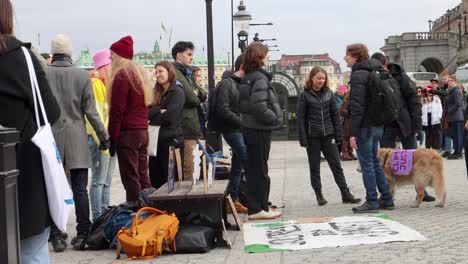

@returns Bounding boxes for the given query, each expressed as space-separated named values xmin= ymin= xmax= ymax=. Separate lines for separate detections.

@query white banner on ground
xmin=243 ymin=216 xmax=426 ymax=252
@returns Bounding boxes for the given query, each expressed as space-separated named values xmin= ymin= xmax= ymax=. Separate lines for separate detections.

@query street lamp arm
xmin=250 ymin=22 xmax=273 ymax=26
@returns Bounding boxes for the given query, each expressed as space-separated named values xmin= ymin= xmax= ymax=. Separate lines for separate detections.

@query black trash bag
xmin=86 ymin=206 xmax=119 ymax=250
xmin=175 ymin=212 xmax=218 ymax=254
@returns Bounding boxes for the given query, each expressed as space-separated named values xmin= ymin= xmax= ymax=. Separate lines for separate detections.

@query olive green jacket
xmin=173 ymin=62 xmax=207 ymax=139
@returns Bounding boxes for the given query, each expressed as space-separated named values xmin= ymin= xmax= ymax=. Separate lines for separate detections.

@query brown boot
xmin=341 ymin=141 xmax=353 ymax=161
xmin=347 ymin=142 xmax=357 ymax=160
xmin=228 ymin=201 xmax=248 ymax=214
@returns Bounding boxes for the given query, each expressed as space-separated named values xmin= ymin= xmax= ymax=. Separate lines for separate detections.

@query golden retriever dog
xmin=377 ymin=148 xmax=446 ymax=208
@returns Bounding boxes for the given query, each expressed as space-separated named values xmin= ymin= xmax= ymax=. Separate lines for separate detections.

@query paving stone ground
xmin=50 ymin=141 xmax=468 ymax=264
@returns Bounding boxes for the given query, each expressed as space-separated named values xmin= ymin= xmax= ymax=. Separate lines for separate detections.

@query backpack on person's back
xmin=207 ymin=78 xmax=235 ymax=132
xmin=367 ymin=69 xmax=401 ymax=126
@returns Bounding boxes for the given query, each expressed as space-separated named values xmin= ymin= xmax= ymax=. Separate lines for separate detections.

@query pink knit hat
xmin=93 ymin=49 xmax=112 ymax=70
xmin=337 ymin=85 xmax=348 ymax=94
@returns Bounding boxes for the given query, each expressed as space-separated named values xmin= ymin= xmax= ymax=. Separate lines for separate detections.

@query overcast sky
xmin=11 ymin=0 xmax=461 ymax=70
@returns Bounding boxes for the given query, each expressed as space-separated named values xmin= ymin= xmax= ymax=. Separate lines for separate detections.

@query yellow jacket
xmin=86 ymin=76 xmax=109 ymax=153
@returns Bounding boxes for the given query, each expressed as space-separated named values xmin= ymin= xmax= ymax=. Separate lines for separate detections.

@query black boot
xmin=51 ymin=235 xmax=67 ymax=252
xmin=315 ymin=190 xmax=328 ymax=206
xmin=71 ymin=233 xmax=88 ymax=250
xmin=341 ymin=188 xmax=361 ymax=204
xmin=422 ymin=191 xmax=436 ymax=202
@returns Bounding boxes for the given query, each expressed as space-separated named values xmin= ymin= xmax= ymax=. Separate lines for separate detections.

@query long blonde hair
xmin=107 ymin=54 xmax=153 ymax=106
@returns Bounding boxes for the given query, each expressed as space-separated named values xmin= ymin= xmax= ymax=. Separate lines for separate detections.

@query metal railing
xmin=0 ymin=125 xmax=20 ymax=264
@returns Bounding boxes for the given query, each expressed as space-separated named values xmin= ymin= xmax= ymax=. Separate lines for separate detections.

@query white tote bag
xmin=148 ymin=125 xmax=160 ymax=156
xmin=22 ymin=47 xmax=74 ymax=232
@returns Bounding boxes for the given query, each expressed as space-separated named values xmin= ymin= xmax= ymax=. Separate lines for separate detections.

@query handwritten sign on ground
xmin=243 ymin=216 xmax=426 ymax=253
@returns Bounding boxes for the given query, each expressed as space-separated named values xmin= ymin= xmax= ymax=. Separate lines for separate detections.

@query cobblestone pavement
xmin=50 ymin=141 xmax=468 ymax=264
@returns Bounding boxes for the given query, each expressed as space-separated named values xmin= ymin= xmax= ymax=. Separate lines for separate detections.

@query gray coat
xmin=445 ymin=86 xmax=464 ymax=122
xmin=47 ymin=60 xmax=108 ymax=169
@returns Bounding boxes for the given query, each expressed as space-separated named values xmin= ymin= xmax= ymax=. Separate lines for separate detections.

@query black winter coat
xmin=148 ymin=82 xmax=185 ymax=143
xmin=214 ymin=71 xmax=242 ymax=134
xmin=239 ymin=68 xmax=282 ymax=130
xmin=349 ymin=58 xmax=384 ymax=137
xmin=297 ymin=88 xmax=342 ymax=147
xmin=0 ymin=37 xmax=60 ymax=239
xmin=387 ymin=63 xmax=422 ymax=135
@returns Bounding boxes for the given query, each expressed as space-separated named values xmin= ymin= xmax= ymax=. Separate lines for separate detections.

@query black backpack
xmin=207 ymin=78 xmax=234 ymax=132
xmin=367 ymin=69 xmax=400 ymax=126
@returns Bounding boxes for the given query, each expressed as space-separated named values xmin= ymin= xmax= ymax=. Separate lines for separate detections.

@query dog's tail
xmin=431 ymin=151 xmax=447 ymax=207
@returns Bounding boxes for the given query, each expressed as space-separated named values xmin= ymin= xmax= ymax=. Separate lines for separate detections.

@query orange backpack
xmin=116 ymin=207 xmax=179 ymax=260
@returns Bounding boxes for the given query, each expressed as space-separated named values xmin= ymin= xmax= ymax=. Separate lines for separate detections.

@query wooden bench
xmin=148 ymin=180 xmax=230 ymax=230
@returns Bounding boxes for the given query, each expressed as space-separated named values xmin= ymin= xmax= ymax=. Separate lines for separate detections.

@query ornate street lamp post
xmin=233 ymin=1 xmax=252 ymax=53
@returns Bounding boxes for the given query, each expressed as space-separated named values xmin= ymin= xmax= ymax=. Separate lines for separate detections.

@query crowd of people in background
xmin=3 ymin=0 xmax=468 ymax=263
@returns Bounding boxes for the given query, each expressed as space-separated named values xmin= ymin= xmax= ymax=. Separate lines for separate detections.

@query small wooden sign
xmin=221 ymin=218 xmax=232 ymax=248
xmin=168 ymin=146 xmax=176 ymax=193
xmin=174 ymin=148 xmax=183 ymax=183
xmin=202 ymin=155 xmax=208 ymax=194
xmin=226 ymin=194 xmax=243 ymax=231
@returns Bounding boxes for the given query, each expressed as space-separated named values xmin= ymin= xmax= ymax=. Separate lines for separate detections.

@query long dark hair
xmin=304 ymin=66 xmax=329 ymax=90
xmin=154 ymin=61 xmax=176 ymax=106
xmin=0 ymin=0 xmax=14 ymax=54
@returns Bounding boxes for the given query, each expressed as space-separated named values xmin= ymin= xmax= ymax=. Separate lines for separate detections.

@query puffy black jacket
xmin=239 ymin=68 xmax=282 ymax=130
xmin=297 ymin=88 xmax=342 ymax=147
xmin=349 ymin=58 xmax=384 ymax=137
xmin=148 ymin=82 xmax=185 ymax=142
xmin=214 ymin=71 xmax=242 ymax=134
xmin=387 ymin=63 xmax=422 ymax=135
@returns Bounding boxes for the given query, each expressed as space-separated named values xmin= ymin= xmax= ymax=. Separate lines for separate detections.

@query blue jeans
xmin=223 ymin=132 xmax=247 ymax=202
xmin=20 ymin=227 xmax=50 ymax=264
xmin=89 ymin=136 xmax=117 ymax=222
xmin=444 ymin=135 xmax=453 ymax=152
xmin=356 ymin=127 xmax=393 ymax=208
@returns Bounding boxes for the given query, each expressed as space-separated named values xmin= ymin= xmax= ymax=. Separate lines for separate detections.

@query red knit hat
xmin=110 ymin=35 xmax=134 ymax=60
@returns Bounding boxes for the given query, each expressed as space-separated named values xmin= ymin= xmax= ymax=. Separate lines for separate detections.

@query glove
xmin=99 ymin=139 xmax=110 ymax=151
xmin=109 ymin=140 xmax=118 ymax=157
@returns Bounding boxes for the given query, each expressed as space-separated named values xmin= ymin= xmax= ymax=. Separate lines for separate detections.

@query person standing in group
xmin=334 ymin=85 xmax=347 ymax=156
xmin=429 ymin=75 xmax=465 ymax=159
xmin=370 ymin=53 xmax=435 ymax=202
xmin=422 ymin=86 xmax=443 ymax=150
xmin=212 ymin=54 xmax=248 ymax=214
xmin=0 ymin=0 xmax=60 ymax=261
xmin=339 ymin=86 xmax=357 ymax=161
xmin=87 ymin=49 xmax=117 ymax=222
xmin=148 ymin=61 xmax=185 ymax=188
xmin=297 ymin=66 xmax=361 ymax=206
xmin=47 ymin=34 xmax=110 ymax=250
xmin=344 ymin=43 xmax=394 ymax=213
xmin=171 ymin=41 xmax=207 ymax=181
xmin=191 ymin=65 xmax=207 ymax=139
xmin=435 ymin=75 xmax=453 ymax=157
xmin=107 ymin=36 xmax=153 ymax=205
xmin=239 ymin=42 xmax=282 ymax=220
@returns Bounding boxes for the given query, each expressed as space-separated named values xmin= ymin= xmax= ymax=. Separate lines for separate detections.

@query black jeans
xmin=70 ymin=168 xmax=92 ymax=235
xmin=306 ymin=136 xmax=348 ymax=192
xmin=380 ymin=126 xmax=417 ymax=149
xmin=149 ymin=136 xmax=184 ymax=189
xmin=243 ymin=128 xmax=272 ymax=215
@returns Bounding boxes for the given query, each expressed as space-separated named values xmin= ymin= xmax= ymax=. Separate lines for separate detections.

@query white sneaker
xmin=248 ymin=210 xmax=282 ymax=220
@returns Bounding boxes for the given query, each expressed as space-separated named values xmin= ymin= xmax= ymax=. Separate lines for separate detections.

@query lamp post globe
xmin=233 ymin=0 xmax=252 ymax=53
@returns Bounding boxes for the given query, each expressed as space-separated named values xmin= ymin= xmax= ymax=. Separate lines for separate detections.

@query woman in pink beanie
xmin=107 ymin=36 xmax=154 ymax=205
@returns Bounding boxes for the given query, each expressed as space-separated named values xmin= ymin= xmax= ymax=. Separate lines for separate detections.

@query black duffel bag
xmin=175 ymin=213 xmax=218 ymax=253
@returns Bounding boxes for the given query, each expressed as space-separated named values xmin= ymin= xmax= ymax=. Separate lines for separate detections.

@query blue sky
xmin=12 ymin=0 xmax=461 ymax=70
